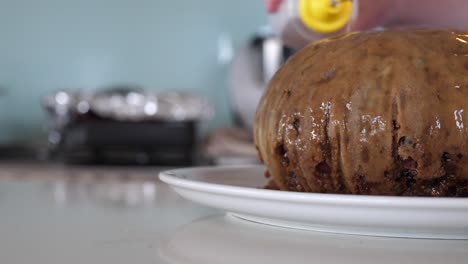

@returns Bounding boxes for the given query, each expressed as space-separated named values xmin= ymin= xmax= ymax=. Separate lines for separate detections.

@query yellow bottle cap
xmin=298 ymin=0 xmax=353 ymax=34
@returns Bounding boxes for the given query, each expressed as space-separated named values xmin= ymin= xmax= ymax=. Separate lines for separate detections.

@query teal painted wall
xmin=0 ymin=0 xmax=267 ymax=143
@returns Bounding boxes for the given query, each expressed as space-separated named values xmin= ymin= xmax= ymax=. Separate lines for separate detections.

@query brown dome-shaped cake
xmin=254 ymin=29 xmax=468 ymax=196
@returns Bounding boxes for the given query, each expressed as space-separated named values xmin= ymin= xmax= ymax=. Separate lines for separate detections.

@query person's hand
xmin=348 ymin=0 xmax=397 ymax=31
xmin=265 ymin=0 xmax=468 ymax=32
xmin=265 ymin=0 xmax=283 ymax=13
xmin=265 ymin=0 xmax=397 ymax=31
xmin=351 ymin=0 xmax=468 ymax=31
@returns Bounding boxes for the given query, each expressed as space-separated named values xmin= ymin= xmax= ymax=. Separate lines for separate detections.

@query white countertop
xmin=1 ymin=163 xmax=467 ymax=264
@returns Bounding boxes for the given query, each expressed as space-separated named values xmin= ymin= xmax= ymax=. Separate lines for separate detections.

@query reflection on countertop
xmin=0 ymin=162 xmax=178 ymax=208
xmin=161 ymin=215 xmax=468 ymax=264
xmin=0 ymin=162 xmax=218 ymax=264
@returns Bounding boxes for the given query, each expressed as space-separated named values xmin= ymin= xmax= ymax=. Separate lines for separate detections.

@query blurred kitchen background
xmin=0 ymin=0 xmax=293 ymax=166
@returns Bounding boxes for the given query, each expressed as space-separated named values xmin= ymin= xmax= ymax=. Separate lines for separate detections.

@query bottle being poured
xmin=270 ymin=0 xmax=357 ymax=49
xmin=268 ymin=0 xmax=468 ymax=49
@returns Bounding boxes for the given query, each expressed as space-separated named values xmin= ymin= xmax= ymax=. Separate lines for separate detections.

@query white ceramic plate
xmin=159 ymin=165 xmax=468 ymax=239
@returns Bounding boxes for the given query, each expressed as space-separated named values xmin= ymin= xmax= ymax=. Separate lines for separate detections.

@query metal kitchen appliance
xmin=43 ymin=86 xmax=212 ymax=165
xmin=203 ymin=29 xmax=295 ymax=166
xmin=229 ymin=29 xmax=295 ymax=133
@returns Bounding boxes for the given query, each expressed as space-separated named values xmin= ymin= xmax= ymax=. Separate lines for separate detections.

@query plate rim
xmin=159 ymin=165 xmax=468 ymax=209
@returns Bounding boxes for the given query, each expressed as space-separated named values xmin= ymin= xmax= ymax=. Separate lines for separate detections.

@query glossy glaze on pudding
xmin=254 ymin=29 xmax=468 ymax=196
